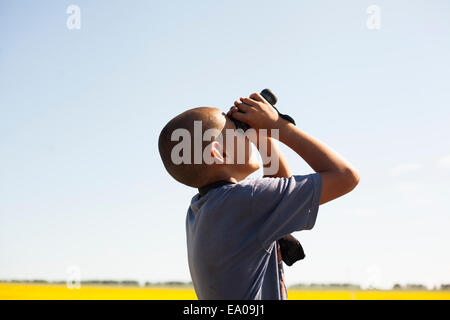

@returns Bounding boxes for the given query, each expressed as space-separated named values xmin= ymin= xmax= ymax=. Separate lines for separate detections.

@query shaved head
xmin=158 ymin=107 xmax=226 ymax=187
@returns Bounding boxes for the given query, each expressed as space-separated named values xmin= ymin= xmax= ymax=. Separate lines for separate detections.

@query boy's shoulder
xmin=211 ymin=176 xmax=289 ymax=199
xmin=191 ymin=176 xmax=300 ymax=208
xmin=240 ymin=175 xmax=292 ymax=189
xmin=238 ymin=176 xmax=287 ymax=186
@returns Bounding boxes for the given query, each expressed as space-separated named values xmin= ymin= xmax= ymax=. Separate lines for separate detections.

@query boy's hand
xmin=227 ymin=93 xmax=285 ymax=131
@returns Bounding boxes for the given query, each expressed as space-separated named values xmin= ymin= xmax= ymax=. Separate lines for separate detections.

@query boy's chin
xmin=244 ymin=162 xmax=261 ymax=177
xmin=233 ymin=163 xmax=260 ymax=181
xmin=249 ymin=162 xmax=261 ymax=172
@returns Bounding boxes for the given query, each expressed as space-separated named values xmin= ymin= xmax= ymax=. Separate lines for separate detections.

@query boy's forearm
xmin=276 ymin=121 xmax=353 ymax=174
xmin=275 ymin=121 xmax=359 ymax=204
xmin=256 ymin=135 xmax=292 ymax=178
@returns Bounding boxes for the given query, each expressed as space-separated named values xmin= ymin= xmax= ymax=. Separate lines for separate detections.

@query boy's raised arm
xmin=230 ymin=93 xmax=360 ymax=205
xmin=277 ymin=122 xmax=359 ymax=204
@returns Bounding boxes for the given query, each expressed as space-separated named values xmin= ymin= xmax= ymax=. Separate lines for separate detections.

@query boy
xmin=158 ymin=92 xmax=359 ymax=299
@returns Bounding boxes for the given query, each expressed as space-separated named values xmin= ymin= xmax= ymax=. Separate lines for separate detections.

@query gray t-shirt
xmin=186 ymin=173 xmax=322 ymax=300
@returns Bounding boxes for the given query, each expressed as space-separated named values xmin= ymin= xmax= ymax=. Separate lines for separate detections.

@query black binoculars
xmin=230 ymin=88 xmax=296 ymax=131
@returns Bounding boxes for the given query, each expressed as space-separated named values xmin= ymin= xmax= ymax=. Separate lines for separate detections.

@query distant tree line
xmin=392 ymin=283 xmax=445 ymax=290
xmin=144 ymin=281 xmax=193 ymax=287
xmin=0 ymin=279 xmax=192 ymax=287
xmin=1 ymin=279 xmax=140 ymax=286
xmin=290 ymin=283 xmax=450 ymax=291
xmin=289 ymin=283 xmax=361 ymax=290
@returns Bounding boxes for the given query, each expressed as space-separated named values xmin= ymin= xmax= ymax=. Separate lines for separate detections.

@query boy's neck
xmin=203 ymin=176 xmax=238 ymax=187
xmin=200 ymin=169 xmax=239 ymax=188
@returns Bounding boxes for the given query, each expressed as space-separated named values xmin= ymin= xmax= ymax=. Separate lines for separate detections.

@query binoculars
xmin=231 ymin=89 xmax=296 ymax=131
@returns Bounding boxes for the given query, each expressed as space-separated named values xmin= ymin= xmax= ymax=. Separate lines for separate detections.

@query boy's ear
xmin=210 ymin=141 xmax=225 ymax=164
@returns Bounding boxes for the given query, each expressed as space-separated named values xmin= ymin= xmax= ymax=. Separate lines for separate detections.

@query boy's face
xmin=217 ymin=111 xmax=260 ymax=180
xmin=159 ymin=106 xmax=260 ymax=188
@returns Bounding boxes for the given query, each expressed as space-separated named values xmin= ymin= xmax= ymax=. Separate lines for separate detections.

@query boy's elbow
xmin=343 ymin=166 xmax=360 ymax=192
xmin=318 ymin=166 xmax=359 ymax=205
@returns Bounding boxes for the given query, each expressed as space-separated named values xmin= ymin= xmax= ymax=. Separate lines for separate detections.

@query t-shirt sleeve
xmin=252 ymin=173 xmax=322 ymax=251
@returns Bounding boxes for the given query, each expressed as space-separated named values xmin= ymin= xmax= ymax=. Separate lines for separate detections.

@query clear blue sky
xmin=1 ymin=0 xmax=449 ymax=288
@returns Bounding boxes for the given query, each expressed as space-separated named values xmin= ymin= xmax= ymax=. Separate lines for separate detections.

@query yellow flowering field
xmin=1 ymin=283 xmax=449 ymax=300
